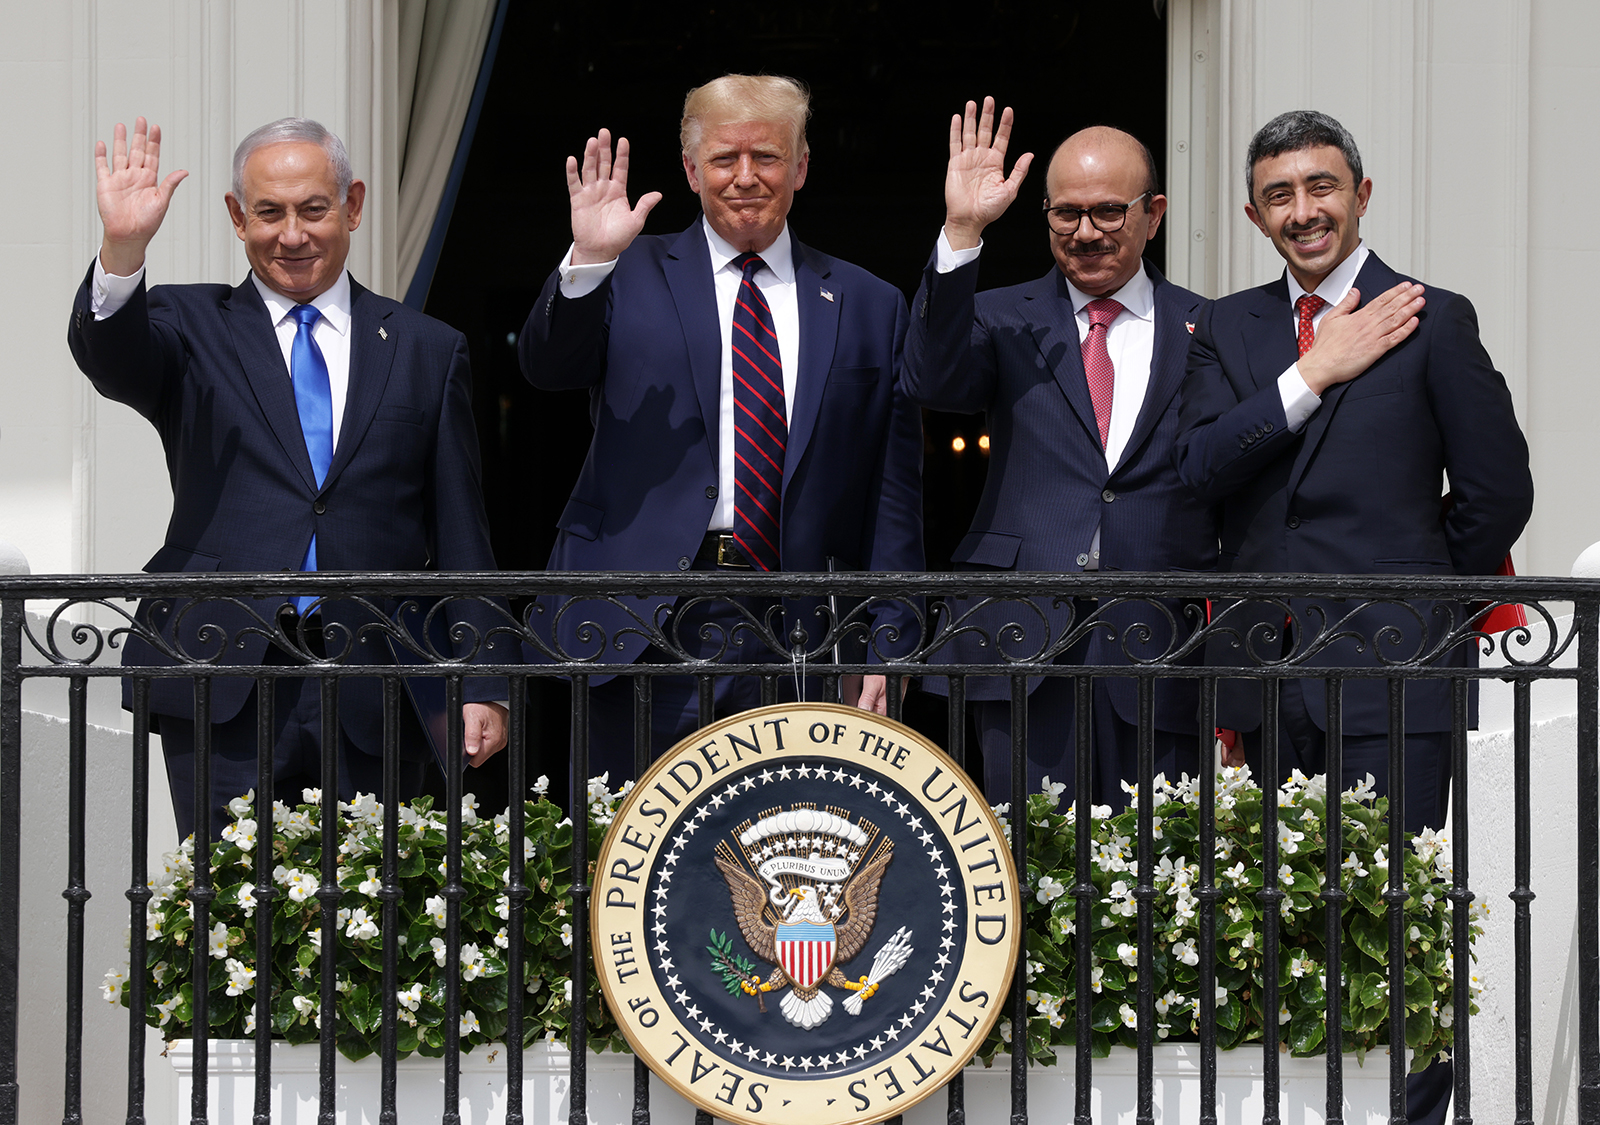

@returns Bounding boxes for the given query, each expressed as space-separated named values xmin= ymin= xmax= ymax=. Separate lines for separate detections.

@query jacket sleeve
xmin=1424 ymin=292 xmax=1534 ymax=574
xmin=67 ymin=262 xmax=185 ymax=424
xmin=517 ymin=266 xmax=613 ymax=391
xmin=1174 ymin=301 xmax=1299 ymax=503
xmin=861 ymin=295 xmax=925 ymax=659
xmin=898 ymin=251 xmax=997 ymax=413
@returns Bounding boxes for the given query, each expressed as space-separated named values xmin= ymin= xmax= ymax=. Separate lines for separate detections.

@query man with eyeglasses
xmin=1176 ymin=110 xmax=1532 ymax=1124
xmin=901 ymin=102 xmax=1215 ymax=805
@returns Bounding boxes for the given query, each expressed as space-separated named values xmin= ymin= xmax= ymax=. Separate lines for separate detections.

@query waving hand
xmin=95 ymin=117 xmax=188 ymax=276
xmin=944 ymin=97 xmax=1032 ymax=251
xmin=568 ymin=128 xmax=662 ymax=265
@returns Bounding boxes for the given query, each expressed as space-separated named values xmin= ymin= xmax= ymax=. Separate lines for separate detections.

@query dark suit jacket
xmin=901 ymin=257 xmax=1216 ymax=730
xmin=68 ymin=266 xmax=503 ymax=755
xmin=1175 ymin=251 xmax=1533 ymax=735
xmin=518 ymin=222 xmax=923 ymax=672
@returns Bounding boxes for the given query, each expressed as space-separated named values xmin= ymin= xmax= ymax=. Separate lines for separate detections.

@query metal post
xmin=61 ymin=676 xmax=89 ymax=1125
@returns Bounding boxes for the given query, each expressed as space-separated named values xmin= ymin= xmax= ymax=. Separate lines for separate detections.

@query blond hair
xmin=680 ymin=74 xmax=811 ymax=158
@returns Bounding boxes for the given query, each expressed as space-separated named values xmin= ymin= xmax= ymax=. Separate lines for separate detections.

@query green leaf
xmin=1288 ymin=1005 xmax=1326 ymax=1056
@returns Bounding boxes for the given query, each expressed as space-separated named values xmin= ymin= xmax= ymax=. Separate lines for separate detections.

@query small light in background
xmin=951 ymin=436 xmax=966 ymax=453
xmin=978 ymin=434 xmax=991 ymax=452
xmin=505 ymin=332 xmax=518 ymax=347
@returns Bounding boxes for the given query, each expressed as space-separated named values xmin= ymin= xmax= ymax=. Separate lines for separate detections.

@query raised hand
xmin=1297 ymin=281 xmax=1426 ymax=394
xmin=568 ymin=128 xmax=662 ymax=265
xmin=95 ymin=117 xmax=188 ymax=276
xmin=944 ymin=97 xmax=1033 ymax=251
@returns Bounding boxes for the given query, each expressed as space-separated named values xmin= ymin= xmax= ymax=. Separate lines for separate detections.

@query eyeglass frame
xmin=1042 ymin=190 xmax=1155 ymax=236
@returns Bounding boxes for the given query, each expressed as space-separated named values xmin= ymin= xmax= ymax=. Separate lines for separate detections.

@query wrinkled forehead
xmin=1251 ymin=144 xmax=1355 ymax=196
xmin=239 ymin=142 xmax=341 ymax=203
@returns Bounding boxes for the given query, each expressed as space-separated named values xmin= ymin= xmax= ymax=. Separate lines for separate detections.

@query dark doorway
xmin=424 ymin=1 xmax=1169 ymax=805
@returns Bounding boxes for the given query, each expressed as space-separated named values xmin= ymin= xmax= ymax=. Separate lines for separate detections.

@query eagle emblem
xmin=710 ymin=804 xmax=913 ymax=1030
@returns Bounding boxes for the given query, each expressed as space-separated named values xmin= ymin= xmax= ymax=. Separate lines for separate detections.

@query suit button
xmin=678 ymin=556 xmax=691 ymax=571
xmin=705 ymin=486 xmax=718 ymax=499
xmin=1239 ymin=438 xmax=1248 ymax=449
xmin=1101 ymin=489 xmax=1116 ymax=503
xmin=1287 ymin=515 xmax=1301 ymax=529
xmin=1264 ymin=422 xmax=1274 ymax=433
xmin=1076 ymin=552 xmax=1090 ymax=566
xmin=313 ymin=500 xmax=327 ymax=515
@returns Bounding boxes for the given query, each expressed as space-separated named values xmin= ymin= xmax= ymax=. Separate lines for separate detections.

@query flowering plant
xmin=985 ymin=767 xmax=1481 ymax=1072
xmin=104 ymin=777 xmax=633 ymax=1060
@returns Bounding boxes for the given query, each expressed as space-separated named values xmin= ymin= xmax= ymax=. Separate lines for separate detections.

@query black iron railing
xmin=0 ymin=571 xmax=1593 ymax=1124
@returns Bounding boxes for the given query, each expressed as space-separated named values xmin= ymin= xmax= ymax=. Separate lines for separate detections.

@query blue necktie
xmin=729 ymin=253 xmax=786 ymax=572
xmin=290 ymin=304 xmax=332 ymax=613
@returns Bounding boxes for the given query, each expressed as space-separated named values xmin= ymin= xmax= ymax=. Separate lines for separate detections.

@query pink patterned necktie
xmin=1081 ymin=298 xmax=1124 ymax=449
xmin=1296 ymin=293 xmax=1326 ymax=358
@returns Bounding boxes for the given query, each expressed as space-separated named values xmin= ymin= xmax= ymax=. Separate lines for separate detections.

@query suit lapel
xmin=1113 ymin=264 xmax=1197 ymax=474
xmin=785 ymin=240 xmax=838 ymax=493
xmin=1023 ymin=269 xmax=1101 ymax=447
xmin=661 ymin=223 xmax=724 ymax=458
xmin=225 ymin=276 xmax=319 ymax=492
xmin=325 ymin=279 xmax=396 ymax=488
xmin=1284 ymin=253 xmax=1401 ymax=500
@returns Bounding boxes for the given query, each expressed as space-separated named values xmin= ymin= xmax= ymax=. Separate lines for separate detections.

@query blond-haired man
xmin=519 ymin=75 xmax=923 ymax=780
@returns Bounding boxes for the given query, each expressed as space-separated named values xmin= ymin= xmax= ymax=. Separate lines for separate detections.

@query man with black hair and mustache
xmin=902 ymin=102 xmax=1214 ymax=805
xmin=1176 ymin=109 xmax=1532 ymax=1125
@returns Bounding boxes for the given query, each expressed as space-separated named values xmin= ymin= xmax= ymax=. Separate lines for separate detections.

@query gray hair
xmin=1245 ymin=110 xmax=1363 ymax=201
xmin=230 ymin=118 xmax=354 ymax=201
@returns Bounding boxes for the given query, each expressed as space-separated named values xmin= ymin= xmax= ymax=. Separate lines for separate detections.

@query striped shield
xmin=775 ymin=921 xmax=837 ymax=990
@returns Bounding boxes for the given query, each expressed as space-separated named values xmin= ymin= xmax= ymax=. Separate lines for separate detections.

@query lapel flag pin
xmin=1185 ymin=321 xmax=1195 ymax=334
xmin=378 ymin=327 xmax=388 ymax=340
xmin=820 ymin=288 xmax=834 ymax=303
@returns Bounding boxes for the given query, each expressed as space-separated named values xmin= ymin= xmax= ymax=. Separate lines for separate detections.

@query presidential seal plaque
xmin=592 ymin=703 xmax=1020 ymax=1125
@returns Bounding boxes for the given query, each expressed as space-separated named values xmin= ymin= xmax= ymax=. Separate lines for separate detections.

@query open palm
xmin=945 ymin=98 xmax=1032 ymax=237
xmin=568 ymin=128 xmax=662 ymax=264
xmin=95 ymin=117 xmax=187 ymax=271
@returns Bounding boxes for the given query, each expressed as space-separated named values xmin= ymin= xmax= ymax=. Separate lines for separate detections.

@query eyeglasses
xmin=1043 ymin=191 xmax=1153 ymax=235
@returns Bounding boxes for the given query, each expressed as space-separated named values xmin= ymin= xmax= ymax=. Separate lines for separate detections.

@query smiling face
xmin=1044 ymin=130 xmax=1166 ymax=298
xmin=1245 ymin=144 xmax=1371 ymax=292
xmin=225 ymin=141 xmax=365 ymax=302
xmin=682 ymin=117 xmax=808 ymax=253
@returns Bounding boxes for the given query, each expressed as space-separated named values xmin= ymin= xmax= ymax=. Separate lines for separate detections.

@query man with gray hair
xmin=1176 ymin=109 xmax=1533 ymax=1123
xmin=519 ymin=74 xmax=923 ymax=782
xmin=69 ymin=116 xmax=507 ymax=840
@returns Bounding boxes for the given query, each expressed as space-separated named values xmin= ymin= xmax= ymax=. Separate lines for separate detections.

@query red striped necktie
xmin=730 ymin=253 xmax=786 ymax=572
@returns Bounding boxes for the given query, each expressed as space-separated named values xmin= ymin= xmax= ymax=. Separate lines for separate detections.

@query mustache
xmin=1068 ymin=240 xmax=1116 ymax=255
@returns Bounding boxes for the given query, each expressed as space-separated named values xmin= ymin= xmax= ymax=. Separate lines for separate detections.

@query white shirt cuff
xmin=1278 ymin=365 xmax=1322 ymax=432
xmin=934 ymin=228 xmax=983 ymax=274
xmin=556 ymin=244 xmax=617 ymax=298
xmin=91 ymin=256 xmax=145 ymax=320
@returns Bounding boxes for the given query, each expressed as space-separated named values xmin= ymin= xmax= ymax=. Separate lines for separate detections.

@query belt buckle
xmin=716 ymin=535 xmax=751 ymax=569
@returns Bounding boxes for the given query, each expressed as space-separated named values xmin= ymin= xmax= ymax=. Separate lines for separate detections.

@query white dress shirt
xmin=1276 ymin=240 xmax=1370 ymax=432
xmin=556 ymin=218 xmax=802 ymax=530
xmin=91 ymin=258 xmax=355 ymax=447
xmin=934 ymin=228 xmax=1156 ymax=569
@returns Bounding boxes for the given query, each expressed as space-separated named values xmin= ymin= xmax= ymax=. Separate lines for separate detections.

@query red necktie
xmin=1296 ymin=293 xmax=1326 ymax=358
xmin=730 ymin=253 xmax=786 ymax=572
xmin=1081 ymin=298 xmax=1124 ymax=449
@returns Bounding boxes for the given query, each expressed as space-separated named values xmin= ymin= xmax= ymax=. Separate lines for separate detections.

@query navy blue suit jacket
xmin=1175 ymin=252 xmax=1533 ymax=736
xmin=518 ymin=222 xmax=923 ymax=671
xmin=68 ymin=267 xmax=502 ymax=754
xmin=902 ymin=257 xmax=1216 ymax=730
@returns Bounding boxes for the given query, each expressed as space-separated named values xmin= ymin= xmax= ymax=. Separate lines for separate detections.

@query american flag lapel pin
xmin=378 ymin=326 xmax=388 ymax=340
xmin=820 ymin=288 xmax=834 ymax=303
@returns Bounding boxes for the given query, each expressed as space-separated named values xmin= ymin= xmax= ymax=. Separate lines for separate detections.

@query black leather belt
xmin=695 ymin=532 xmax=752 ymax=569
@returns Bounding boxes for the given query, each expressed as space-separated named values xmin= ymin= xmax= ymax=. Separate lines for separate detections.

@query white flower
xmin=244 ymin=1009 xmax=256 ymax=1034
xmin=1372 ymin=846 xmax=1389 ymax=872
xmin=1346 ymin=773 xmax=1377 ymax=802
xmin=461 ymin=795 xmax=479 ymax=824
xmin=1117 ymin=943 xmax=1139 ymax=967
xmin=1289 ymin=955 xmax=1314 ymax=979
xmin=292 ymin=994 xmax=318 ymax=1027
xmin=1172 ymin=940 xmax=1199 ymax=967
xmin=525 ymin=975 xmax=543 ymax=996
xmin=1278 ymin=863 xmax=1295 ymax=886
xmin=493 ymin=926 xmax=509 ymax=949
xmin=398 ymin=982 xmax=425 ymax=1011
xmin=460 ymin=1009 xmax=481 ymax=1036
xmin=308 ymin=927 xmax=322 ymax=953
xmin=1039 ymin=776 xmax=1067 ymax=806
xmin=562 ymin=979 xmax=573 ymax=1004
xmin=560 ymin=923 xmax=574 ymax=947
xmin=1342 ymin=852 xmax=1369 ymax=878
xmin=425 ymin=895 xmax=448 ymax=928
xmin=154 ymin=996 xmax=181 ymax=1026
xmin=146 ymin=913 xmax=164 ymax=941
xmin=998 ymin=1019 xmax=1012 ymax=1043
xmin=461 ymin=942 xmax=487 ymax=981
xmin=1277 ymin=821 xmax=1304 ymax=854
xmin=220 ymin=817 xmax=257 ymax=851
xmin=1440 ymin=1003 xmax=1455 ymax=1028
xmin=495 ymin=894 xmax=511 ymax=920
xmin=531 ymin=775 xmax=550 ymax=796
xmin=357 ymin=868 xmax=382 ymax=898
xmin=302 ymin=788 xmax=322 ymax=805
xmin=345 ymin=908 xmax=379 ymax=942
xmin=1215 ymin=985 xmax=1228 ymax=1005
xmin=1090 ymin=966 xmax=1104 ymax=993
xmin=281 ymin=868 xmax=318 ymax=903
xmin=235 ymin=883 xmax=257 ymax=918
xmin=208 ymin=921 xmax=231 ymax=959
xmin=101 ymin=967 xmax=126 ymax=1004
xmin=1035 ymin=874 xmax=1066 ymax=905
xmin=224 ymin=958 xmax=255 ymax=996
xmin=226 ymin=791 xmax=255 ymax=818
xmin=430 ymin=937 xmax=448 ymax=967
xmin=1279 ymin=1004 xmax=1291 ymax=1025
xmin=1118 ymin=1002 xmax=1138 ymax=1029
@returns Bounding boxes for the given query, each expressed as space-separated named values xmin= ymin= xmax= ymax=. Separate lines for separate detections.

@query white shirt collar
xmin=702 ymin=217 xmax=795 ymax=283
xmin=1287 ymin=239 xmax=1369 ymax=309
xmin=1065 ymin=262 xmax=1155 ymax=322
xmin=252 ymin=269 xmax=353 ymax=336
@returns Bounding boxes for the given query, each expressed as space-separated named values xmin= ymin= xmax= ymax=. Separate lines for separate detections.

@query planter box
xmin=170 ymin=1040 xmax=1401 ymax=1124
